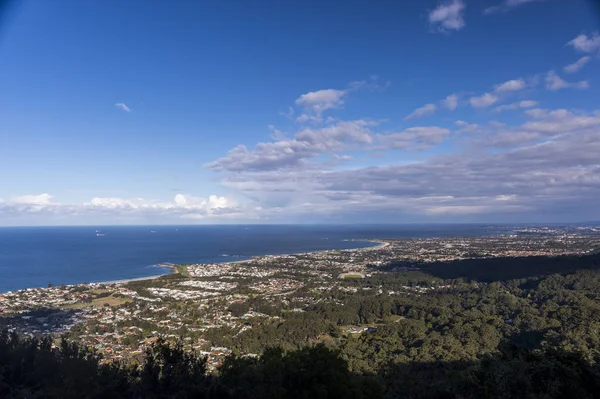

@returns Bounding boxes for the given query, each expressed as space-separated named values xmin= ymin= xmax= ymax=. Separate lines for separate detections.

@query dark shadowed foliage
xmin=383 ymin=252 xmax=600 ymax=282
xmin=219 ymin=344 xmax=382 ymax=399
xmin=3 ymin=330 xmax=600 ymax=398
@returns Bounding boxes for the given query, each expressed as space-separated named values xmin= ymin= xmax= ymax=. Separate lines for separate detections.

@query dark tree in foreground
xmin=0 ymin=332 xmax=379 ymax=398
xmin=3 ymin=329 xmax=600 ymax=398
xmin=138 ymin=337 xmax=213 ymax=398
xmin=0 ymin=330 xmax=131 ymax=398
xmin=385 ymin=345 xmax=600 ymax=399
xmin=219 ymin=344 xmax=382 ymax=399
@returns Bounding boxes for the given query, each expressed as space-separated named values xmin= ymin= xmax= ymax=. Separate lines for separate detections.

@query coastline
xmin=118 ymin=238 xmax=386 ymax=282
xmin=99 ymin=273 xmax=171 ymax=285
xmin=218 ymin=239 xmax=386 ymax=263
xmin=96 ymin=263 xmax=179 ymax=286
xmin=1 ymin=239 xmax=387 ymax=293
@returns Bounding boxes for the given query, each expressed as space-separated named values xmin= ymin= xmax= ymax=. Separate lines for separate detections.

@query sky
xmin=0 ymin=0 xmax=599 ymax=225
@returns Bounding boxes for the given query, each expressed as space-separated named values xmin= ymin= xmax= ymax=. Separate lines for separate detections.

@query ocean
xmin=0 ymin=224 xmax=502 ymax=292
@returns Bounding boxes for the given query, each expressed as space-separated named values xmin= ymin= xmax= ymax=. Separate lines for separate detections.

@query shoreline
xmin=84 ymin=263 xmax=180 ymax=286
xmin=0 ymin=239 xmax=387 ymax=293
xmin=104 ymin=239 xmax=386 ymax=284
xmin=214 ymin=239 xmax=386 ymax=264
xmin=98 ymin=274 xmax=170 ymax=285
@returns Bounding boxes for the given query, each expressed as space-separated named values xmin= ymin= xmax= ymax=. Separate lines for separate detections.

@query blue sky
xmin=1 ymin=0 xmax=599 ymax=225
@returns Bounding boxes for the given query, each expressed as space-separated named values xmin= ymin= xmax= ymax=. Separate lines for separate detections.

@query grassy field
xmin=338 ymin=272 xmax=365 ymax=279
xmin=176 ymin=265 xmax=190 ymax=277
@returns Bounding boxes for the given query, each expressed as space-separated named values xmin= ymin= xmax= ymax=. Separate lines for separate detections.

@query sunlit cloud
xmin=115 ymin=103 xmax=132 ymax=113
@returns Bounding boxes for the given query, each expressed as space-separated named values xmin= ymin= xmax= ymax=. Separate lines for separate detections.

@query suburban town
xmin=1 ymin=226 xmax=600 ymax=368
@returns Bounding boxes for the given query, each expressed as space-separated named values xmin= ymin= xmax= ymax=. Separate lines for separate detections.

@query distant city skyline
xmin=1 ymin=0 xmax=599 ymax=225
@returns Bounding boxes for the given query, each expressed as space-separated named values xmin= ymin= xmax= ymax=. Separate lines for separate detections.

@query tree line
xmin=3 ymin=328 xmax=600 ymax=398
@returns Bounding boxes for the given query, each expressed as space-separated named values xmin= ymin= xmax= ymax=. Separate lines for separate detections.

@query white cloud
xmin=494 ymin=100 xmax=538 ymax=112
xmin=506 ymin=0 xmax=543 ymax=5
xmin=496 ymin=194 xmax=517 ymax=201
xmin=455 ymin=120 xmax=479 ymax=133
xmin=207 ymin=195 xmax=232 ymax=210
xmin=201 ymin=101 xmax=600 ymax=223
xmin=297 ymin=120 xmax=374 ymax=143
xmin=11 ymin=194 xmax=53 ymax=205
xmin=268 ymin=125 xmax=288 ymax=141
xmin=115 ymin=103 xmax=132 ymax=113
xmin=206 ymin=141 xmax=314 ymax=172
xmin=523 ymin=108 xmax=549 ymax=118
xmin=567 ymin=33 xmax=600 ymax=53
xmin=197 ymin=64 xmax=600 ymax=222
xmin=563 ymin=56 xmax=591 ymax=74
xmin=173 ymin=194 xmax=230 ymax=210
xmin=469 ymin=77 xmax=533 ymax=110
xmin=493 ymin=78 xmax=526 ymax=93
xmin=214 ymin=116 xmax=600 ymax=221
xmin=295 ymin=89 xmax=347 ymax=115
xmin=469 ymin=93 xmax=499 ymax=108
xmin=348 ymin=75 xmax=391 ymax=91
xmin=295 ymin=78 xmax=390 ymax=122
xmin=206 ymin=119 xmax=375 ymax=172
xmin=404 ymin=103 xmax=437 ymax=120
xmin=333 ymin=154 xmax=354 ymax=161
xmin=424 ymin=204 xmax=528 ymax=215
xmin=521 ymin=108 xmax=600 ymax=134
xmin=428 ymin=0 xmax=466 ymax=33
xmin=0 ymin=193 xmax=244 ymax=223
xmin=85 ymin=194 xmax=238 ymax=216
xmin=484 ymin=0 xmax=545 ymax=15
xmin=296 ymin=114 xmax=323 ymax=124
xmin=442 ymin=94 xmax=459 ymax=110
xmin=519 ymin=100 xmax=538 ymax=108
xmin=88 ymin=197 xmax=151 ymax=209
xmin=546 ymin=71 xmax=589 ymax=91
xmin=486 ymin=107 xmax=600 ymax=148
xmin=378 ymin=127 xmax=451 ymax=149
